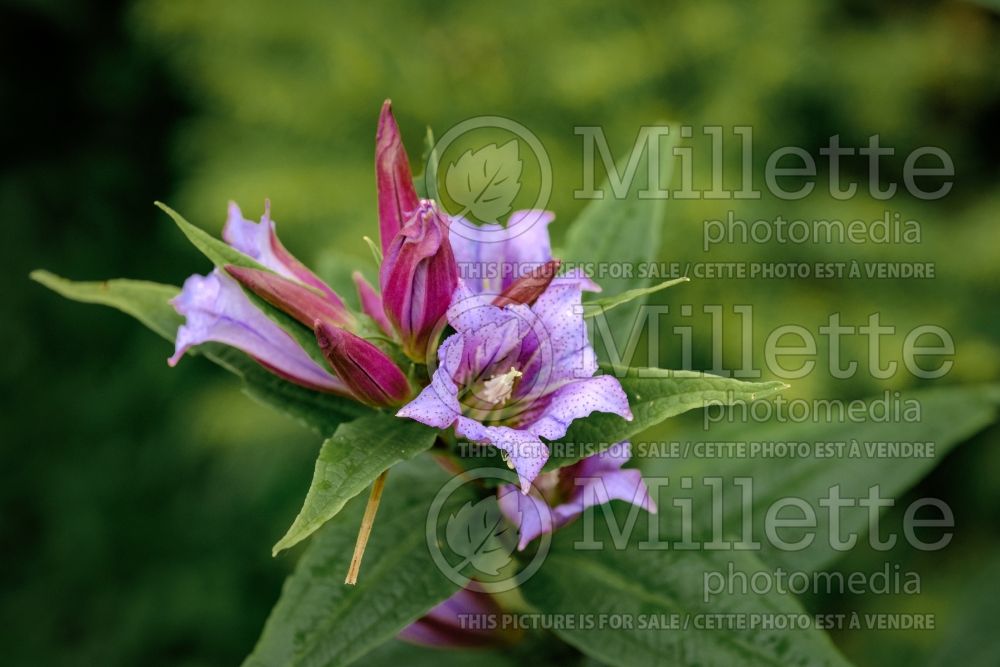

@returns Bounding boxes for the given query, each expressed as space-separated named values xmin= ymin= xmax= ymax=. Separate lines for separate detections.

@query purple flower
xmin=450 ymin=210 xmax=556 ymax=295
xmin=169 ymin=270 xmax=347 ymax=394
xmin=314 ymin=321 xmax=411 ymax=407
xmin=398 ymin=211 xmax=629 ymax=491
xmin=398 ymin=588 xmax=509 ymax=648
xmin=375 ymin=103 xmax=458 ymax=362
xmin=398 ymin=273 xmax=631 ymax=491
xmin=497 ymin=441 xmax=657 ymax=550
xmin=224 ymin=200 xmax=347 ymax=308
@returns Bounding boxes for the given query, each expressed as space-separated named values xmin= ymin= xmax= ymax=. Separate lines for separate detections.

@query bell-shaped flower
xmin=169 ymin=270 xmax=347 ymax=394
xmin=224 ymin=200 xmax=348 ymax=308
xmin=497 ymin=441 xmax=656 ymax=550
xmin=397 ymin=272 xmax=631 ymax=492
xmin=450 ymin=210 xmax=556 ymax=295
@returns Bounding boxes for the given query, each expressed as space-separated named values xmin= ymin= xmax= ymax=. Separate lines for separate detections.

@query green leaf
xmin=30 ymin=270 xmax=182 ymax=341
xmin=32 ymin=271 xmax=366 ymax=438
xmin=521 ymin=514 xmax=850 ymax=667
xmin=154 ymin=201 xmax=328 ymax=367
xmin=445 ymin=496 xmax=517 ymax=576
xmin=244 ymin=457 xmax=475 ymax=667
xmin=641 ymin=384 xmax=1000 ymax=573
xmin=544 ymin=367 xmax=788 ymax=470
xmin=563 ymin=127 xmax=677 ymax=344
xmin=272 ymin=414 xmax=438 ymax=555
xmin=445 ymin=140 xmax=522 ymax=224
xmin=583 ymin=277 xmax=690 ymax=319
xmin=363 ymin=642 xmax=522 ymax=667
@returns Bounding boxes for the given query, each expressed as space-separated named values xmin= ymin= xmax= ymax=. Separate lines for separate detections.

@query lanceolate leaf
xmin=31 ymin=270 xmax=182 ymax=340
xmin=31 ymin=271 xmax=365 ymax=437
xmin=272 ymin=414 xmax=438 ymax=555
xmin=640 ymin=384 xmax=1000 ymax=573
xmin=544 ymin=367 xmax=788 ymax=470
xmin=244 ymin=457 xmax=476 ymax=667
xmin=521 ymin=514 xmax=851 ymax=667
xmin=563 ymin=127 xmax=677 ymax=346
xmin=582 ymin=277 xmax=689 ymax=319
xmin=445 ymin=496 xmax=516 ymax=576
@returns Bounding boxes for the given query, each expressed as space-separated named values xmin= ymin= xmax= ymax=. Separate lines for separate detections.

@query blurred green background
xmin=4 ymin=0 xmax=1000 ymax=664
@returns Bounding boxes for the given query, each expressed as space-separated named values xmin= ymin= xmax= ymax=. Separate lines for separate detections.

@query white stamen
xmin=481 ymin=367 xmax=522 ymax=405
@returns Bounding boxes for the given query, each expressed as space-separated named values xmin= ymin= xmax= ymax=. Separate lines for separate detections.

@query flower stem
xmin=345 ymin=469 xmax=389 ymax=585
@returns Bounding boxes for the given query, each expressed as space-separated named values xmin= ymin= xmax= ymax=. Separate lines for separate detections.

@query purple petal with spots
xmin=497 ymin=483 xmax=553 ymax=550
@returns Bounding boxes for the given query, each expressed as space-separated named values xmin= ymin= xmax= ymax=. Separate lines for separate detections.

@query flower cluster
xmin=168 ymin=100 xmax=639 ymax=496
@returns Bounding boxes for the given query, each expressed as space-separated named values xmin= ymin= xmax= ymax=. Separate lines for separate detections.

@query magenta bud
xmin=314 ymin=321 xmax=411 ymax=407
xmin=226 ymin=265 xmax=355 ymax=330
xmin=376 ymin=100 xmax=421 ymax=254
xmin=379 ymin=200 xmax=459 ymax=362
xmin=492 ymin=259 xmax=561 ymax=308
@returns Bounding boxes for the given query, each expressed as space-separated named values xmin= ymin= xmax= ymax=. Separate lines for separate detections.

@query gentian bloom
xmin=450 ymin=210 xmax=555 ymax=295
xmin=171 ymin=201 xmax=408 ymax=401
xmin=375 ymin=102 xmax=459 ymax=362
xmin=497 ymin=441 xmax=656 ymax=550
xmin=224 ymin=201 xmax=349 ymax=309
xmin=398 ymin=215 xmax=631 ymax=491
xmin=169 ymin=270 xmax=346 ymax=394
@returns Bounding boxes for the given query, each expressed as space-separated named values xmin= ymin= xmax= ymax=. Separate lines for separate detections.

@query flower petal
xmin=223 ymin=201 xmax=345 ymax=305
xmin=525 ymin=374 xmax=632 ymax=442
xmin=554 ymin=442 xmax=657 ymax=523
xmin=169 ymin=270 xmax=346 ymax=393
xmin=455 ymin=417 xmax=549 ymax=492
xmin=397 ymin=588 xmax=504 ymax=648
xmin=497 ymin=483 xmax=554 ymax=551
xmin=450 ymin=210 xmax=554 ymax=294
xmin=397 ymin=335 xmax=464 ymax=428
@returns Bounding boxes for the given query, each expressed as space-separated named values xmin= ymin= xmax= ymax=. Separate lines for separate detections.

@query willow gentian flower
xmin=398 ymin=205 xmax=630 ymax=490
xmin=375 ymin=102 xmax=459 ymax=363
xmin=224 ymin=201 xmax=349 ymax=308
xmin=397 ymin=588 xmax=509 ymax=648
xmin=497 ymin=441 xmax=656 ymax=550
xmin=398 ymin=274 xmax=631 ymax=491
xmin=169 ymin=270 xmax=346 ymax=393
xmin=450 ymin=210 xmax=556 ymax=295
